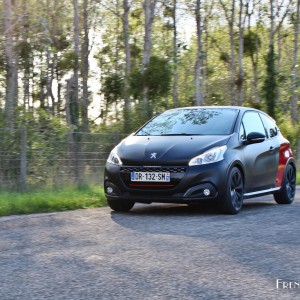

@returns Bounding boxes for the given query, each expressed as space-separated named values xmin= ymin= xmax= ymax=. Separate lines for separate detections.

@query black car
xmin=104 ymin=106 xmax=296 ymax=214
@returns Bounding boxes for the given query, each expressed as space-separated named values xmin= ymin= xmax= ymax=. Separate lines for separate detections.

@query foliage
xmin=0 ymin=186 xmax=106 ymax=217
xmin=102 ymin=73 xmax=124 ymax=104
xmin=262 ymin=45 xmax=277 ymax=118
xmin=243 ymin=31 xmax=261 ymax=58
xmin=0 ymin=0 xmax=299 ymax=190
xmin=130 ymin=55 xmax=172 ymax=101
xmin=276 ymin=112 xmax=300 ymax=152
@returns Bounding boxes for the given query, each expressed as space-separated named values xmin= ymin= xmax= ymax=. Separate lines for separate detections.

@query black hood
xmin=117 ymin=135 xmax=231 ymax=165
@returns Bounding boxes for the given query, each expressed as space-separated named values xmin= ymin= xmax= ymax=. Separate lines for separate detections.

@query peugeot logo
xmin=150 ymin=153 xmax=157 ymax=159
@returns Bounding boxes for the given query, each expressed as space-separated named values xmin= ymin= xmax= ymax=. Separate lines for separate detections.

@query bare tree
xmin=236 ymin=0 xmax=248 ymax=105
xmin=4 ymin=0 xmax=18 ymax=128
xmin=194 ymin=0 xmax=205 ymax=106
xmin=245 ymin=0 xmax=261 ymax=104
xmin=123 ymin=0 xmax=131 ymax=113
xmin=72 ymin=0 xmax=80 ymax=128
xmin=219 ymin=0 xmax=236 ymax=105
xmin=264 ymin=0 xmax=292 ymax=117
xmin=142 ymin=0 xmax=159 ymax=113
xmin=81 ymin=0 xmax=90 ymax=132
xmin=172 ymin=0 xmax=179 ymax=107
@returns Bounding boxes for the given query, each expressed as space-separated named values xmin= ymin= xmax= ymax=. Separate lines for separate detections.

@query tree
xmin=4 ymin=0 xmax=18 ymax=128
xmin=142 ymin=0 xmax=159 ymax=115
xmin=263 ymin=0 xmax=292 ymax=118
xmin=81 ymin=0 xmax=90 ymax=132
xmin=244 ymin=0 xmax=262 ymax=105
xmin=123 ymin=0 xmax=132 ymax=130
xmin=171 ymin=0 xmax=179 ymax=107
xmin=194 ymin=0 xmax=205 ymax=106
xmin=236 ymin=0 xmax=249 ymax=105
xmin=219 ymin=0 xmax=237 ymax=105
xmin=291 ymin=0 xmax=300 ymax=124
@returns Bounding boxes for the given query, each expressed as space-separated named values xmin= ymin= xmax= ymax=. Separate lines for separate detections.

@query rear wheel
xmin=219 ymin=167 xmax=244 ymax=215
xmin=107 ymin=199 xmax=135 ymax=212
xmin=274 ymin=164 xmax=296 ymax=204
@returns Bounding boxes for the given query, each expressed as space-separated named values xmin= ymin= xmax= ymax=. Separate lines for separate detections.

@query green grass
xmin=0 ymin=172 xmax=299 ymax=217
xmin=0 ymin=186 xmax=107 ymax=217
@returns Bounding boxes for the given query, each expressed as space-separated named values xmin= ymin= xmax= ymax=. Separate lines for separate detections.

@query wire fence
xmin=0 ymin=128 xmax=127 ymax=192
xmin=0 ymin=128 xmax=299 ymax=192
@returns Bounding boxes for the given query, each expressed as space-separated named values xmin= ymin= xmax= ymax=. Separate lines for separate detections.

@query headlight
xmin=189 ymin=145 xmax=227 ymax=166
xmin=107 ymin=147 xmax=123 ymax=166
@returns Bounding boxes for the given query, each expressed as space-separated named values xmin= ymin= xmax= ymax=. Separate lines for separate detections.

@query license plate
xmin=131 ymin=172 xmax=170 ymax=182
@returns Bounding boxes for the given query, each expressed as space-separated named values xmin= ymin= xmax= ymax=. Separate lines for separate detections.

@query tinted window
xmin=136 ymin=108 xmax=238 ymax=136
xmin=242 ymin=112 xmax=266 ymax=136
xmin=260 ymin=113 xmax=278 ymax=138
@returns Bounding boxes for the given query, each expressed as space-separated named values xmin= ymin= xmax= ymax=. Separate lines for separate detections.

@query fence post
xmin=20 ymin=128 xmax=27 ymax=191
xmin=297 ymin=140 xmax=300 ymax=169
xmin=114 ymin=132 xmax=120 ymax=145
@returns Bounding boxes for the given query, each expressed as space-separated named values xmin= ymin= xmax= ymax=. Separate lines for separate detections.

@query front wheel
xmin=274 ymin=164 xmax=296 ymax=204
xmin=107 ymin=199 xmax=135 ymax=212
xmin=218 ymin=167 xmax=244 ymax=215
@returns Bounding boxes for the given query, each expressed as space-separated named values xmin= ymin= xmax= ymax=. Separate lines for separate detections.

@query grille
xmin=120 ymin=166 xmax=186 ymax=173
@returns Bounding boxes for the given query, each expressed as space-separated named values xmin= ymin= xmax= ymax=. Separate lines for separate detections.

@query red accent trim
xmin=275 ymin=142 xmax=293 ymax=187
xmin=129 ymin=183 xmax=175 ymax=187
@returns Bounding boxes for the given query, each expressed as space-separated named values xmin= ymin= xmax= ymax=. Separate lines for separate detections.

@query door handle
xmin=269 ymin=146 xmax=275 ymax=152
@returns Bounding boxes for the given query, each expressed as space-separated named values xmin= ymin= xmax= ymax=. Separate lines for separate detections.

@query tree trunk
xmin=4 ymin=0 xmax=17 ymax=128
xmin=73 ymin=0 xmax=80 ymax=129
xmin=21 ymin=0 xmax=30 ymax=113
xmin=237 ymin=0 xmax=247 ymax=106
xmin=142 ymin=0 xmax=158 ymax=115
xmin=229 ymin=0 xmax=236 ymax=106
xmin=219 ymin=0 xmax=236 ymax=106
xmin=123 ymin=0 xmax=132 ymax=130
xmin=263 ymin=0 xmax=277 ymax=118
xmin=45 ymin=0 xmax=55 ymax=114
xmin=172 ymin=0 xmax=179 ymax=107
xmin=194 ymin=0 xmax=204 ymax=106
xmin=81 ymin=0 xmax=89 ymax=132
xmin=291 ymin=0 xmax=300 ymax=124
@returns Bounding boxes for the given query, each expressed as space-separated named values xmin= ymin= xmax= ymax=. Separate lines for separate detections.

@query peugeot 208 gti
xmin=104 ymin=106 xmax=296 ymax=214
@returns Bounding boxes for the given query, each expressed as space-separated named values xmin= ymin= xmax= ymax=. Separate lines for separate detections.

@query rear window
xmin=136 ymin=108 xmax=238 ymax=136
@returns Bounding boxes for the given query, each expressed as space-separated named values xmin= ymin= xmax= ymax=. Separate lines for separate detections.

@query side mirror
xmin=245 ymin=132 xmax=265 ymax=144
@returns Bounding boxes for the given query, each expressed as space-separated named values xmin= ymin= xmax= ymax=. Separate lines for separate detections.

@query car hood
xmin=117 ymin=135 xmax=231 ymax=165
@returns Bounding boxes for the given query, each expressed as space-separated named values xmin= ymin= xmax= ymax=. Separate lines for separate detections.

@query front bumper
xmin=104 ymin=160 xmax=229 ymax=204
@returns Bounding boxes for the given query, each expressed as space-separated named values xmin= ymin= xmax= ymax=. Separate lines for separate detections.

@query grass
xmin=0 ymin=172 xmax=299 ymax=217
xmin=0 ymin=186 xmax=107 ymax=217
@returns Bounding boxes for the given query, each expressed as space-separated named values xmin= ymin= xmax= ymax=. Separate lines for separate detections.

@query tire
xmin=274 ymin=164 xmax=296 ymax=204
xmin=107 ymin=199 xmax=135 ymax=212
xmin=218 ymin=167 xmax=244 ymax=215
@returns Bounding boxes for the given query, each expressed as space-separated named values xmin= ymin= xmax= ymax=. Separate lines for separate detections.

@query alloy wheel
xmin=230 ymin=169 xmax=244 ymax=211
xmin=285 ymin=165 xmax=296 ymax=201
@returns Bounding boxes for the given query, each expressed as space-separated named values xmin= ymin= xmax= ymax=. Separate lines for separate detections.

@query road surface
xmin=1 ymin=188 xmax=299 ymax=299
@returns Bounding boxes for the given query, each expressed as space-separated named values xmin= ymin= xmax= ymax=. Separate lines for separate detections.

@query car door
xmin=240 ymin=111 xmax=279 ymax=193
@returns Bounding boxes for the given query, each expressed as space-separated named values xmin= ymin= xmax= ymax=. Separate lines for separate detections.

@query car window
xmin=241 ymin=111 xmax=266 ymax=137
xmin=239 ymin=122 xmax=246 ymax=141
xmin=259 ymin=113 xmax=278 ymax=138
xmin=136 ymin=108 xmax=239 ymax=136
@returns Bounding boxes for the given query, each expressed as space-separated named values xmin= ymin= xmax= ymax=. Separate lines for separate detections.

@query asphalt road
xmin=1 ymin=188 xmax=300 ymax=300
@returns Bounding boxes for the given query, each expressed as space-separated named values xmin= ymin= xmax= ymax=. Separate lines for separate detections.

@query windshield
xmin=136 ymin=108 xmax=238 ymax=136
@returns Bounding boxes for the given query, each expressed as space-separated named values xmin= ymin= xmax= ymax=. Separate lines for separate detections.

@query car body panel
xmin=104 ymin=106 xmax=296 ymax=210
xmin=118 ymin=135 xmax=231 ymax=166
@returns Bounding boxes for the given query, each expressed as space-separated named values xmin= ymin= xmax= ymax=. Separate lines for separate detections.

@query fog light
xmin=203 ymin=189 xmax=210 ymax=196
xmin=107 ymin=187 xmax=114 ymax=194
